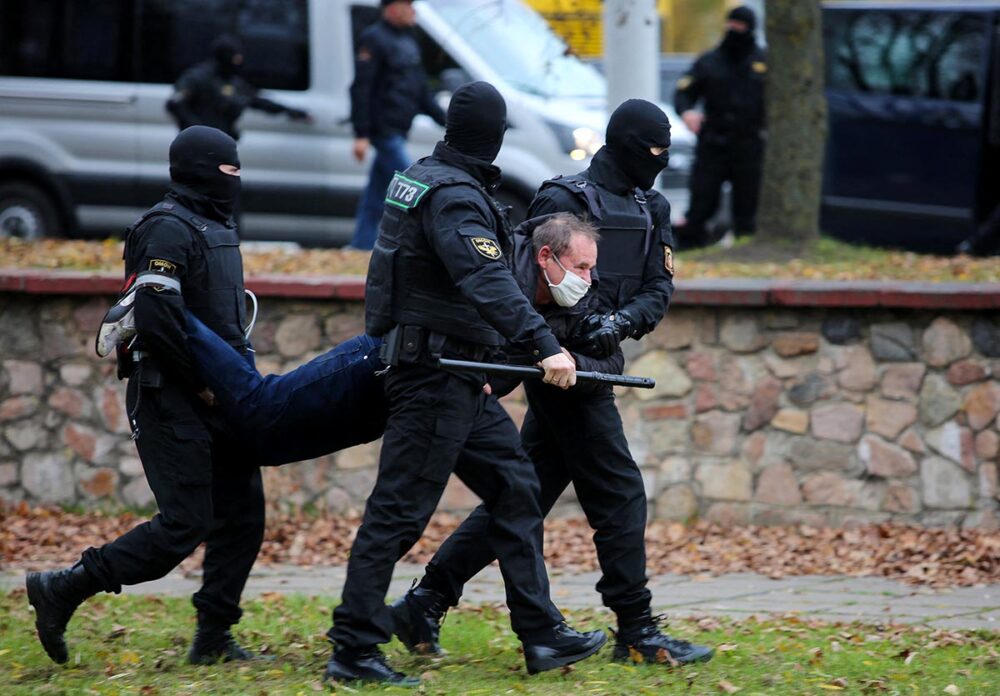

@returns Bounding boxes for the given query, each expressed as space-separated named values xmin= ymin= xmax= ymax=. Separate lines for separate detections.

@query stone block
xmin=659 ymin=456 xmax=692 ymax=486
xmin=921 ymin=457 xmax=973 ymax=509
xmin=642 ymin=404 xmax=688 ymax=421
xmin=122 ymin=475 xmax=154 ymax=508
xmin=3 ymin=360 xmax=43 ymax=395
xmin=880 ymin=363 xmax=926 ymax=400
xmin=0 ymin=461 xmax=17 ymax=487
xmin=336 ymin=441 xmax=380 ymax=470
xmin=821 ymin=316 xmax=862 ymax=345
xmin=764 ymin=311 xmax=800 ymax=329
xmin=22 ymin=452 xmax=75 ymax=502
xmin=441 ymin=476 xmax=481 ymax=512
xmin=76 ymin=465 xmax=118 ymax=499
xmin=62 ymin=423 xmax=97 ymax=461
xmin=691 ymin=411 xmax=741 ymax=455
xmin=719 ymin=315 xmax=768 ymax=353
xmin=0 ymin=302 xmax=41 ymax=356
xmin=695 ymin=459 xmax=751 ymax=501
xmin=755 ymin=462 xmax=801 ymax=505
xmin=772 ymin=332 xmax=820 ymax=357
xmin=119 ymin=456 xmax=143 ymax=477
xmin=858 ymin=435 xmax=917 ymax=478
xmin=979 ymin=462 xmax=998 ymax=500
xmin=787 ymin=372 xmax=830 ymax=406
xmin=753 ymin=507 xmax=828 ymax=527
xmin=652 ymin=313 xmax=695 ymax=350
xmin=626 ymin=351 xmax=692 ymax=400
xmin=0 ymin=395 xmax=39 ymax=422
xmin=924 ymin=422 xmax=975 ymax=472
xmin=48 ymin=388 xmax=90 ymax=419
xmin=922 ymin=317 xmax=971 ymax=367
xmin=870 ymin=322 xmax=916 ymax=361
xmin=947 ymin=359 xmax=989 ymax=386
xmin=704 ymin=502 xmax=751 ymax=525
xmin=59 ymin=363 xmax=92 ymax=387
xmin=787 ymin=437 xmax=854 ymax=472
xmin=275 ymin=314 xmax=322 ymax=358
xmin=742 ymin=377 xmax=782 ymax=431
xmin=771 ymin=408 xmax=809 ymax=434
xmin=811 ymin=403 xmax=864 ymax=443
xmin=974 ymin=430 xmax=999 ymax=460
xmin=323 ymin=312 xmax=366 ymax=344
xmin=685 ymin=351 xmax=716 ymax=381
xmin=645 ymin=420 xmax=689 ymax=455
xmin=971 ymin=318 xmax=1000 ymax=358
xmin=323 ymin=487 xmax=354 ymax=514
xmin=919 ymin=374 xmax=961 ymax=427
xmin=96 ymin=385 xmax=129 ymax=434
xmin=865 ymin=396 xmax=917 ymax=440
xmin=802 ymin=471 xmax=856 ymax=506
xmin=657 ymin=484 xmax=698 ymax=521
xmin=741 ymin=431 xmax=767 ymax=467
xmin=6 ymin=420 xmax=45 ymax=451
xmin=883 ymin=483 xmax=920 ymax=513
xmin=836 ymin=345 xmax=877 ymax=392
xmin=694 ymin=384 xmax=718 ymax=412
xmin=963 ymin=382 xmax=1000 ymax=431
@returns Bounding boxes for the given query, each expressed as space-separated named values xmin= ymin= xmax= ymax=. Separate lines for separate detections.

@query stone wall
xmin=1 ymin=281 xmax=998 ymax=528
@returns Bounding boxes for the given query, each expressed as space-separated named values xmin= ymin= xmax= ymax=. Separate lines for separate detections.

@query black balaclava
xmin=721 ymin=6 xmax=757 ymax=59
xmin=169 ymin=126 xmax=241 ymax=221
xmin=444 ymin=81 xmax=507 ymax=163
xmin=212 ymin=34 xmax=244 ymax=78
xmin=604 ymin=99 xmax=672 ymax=191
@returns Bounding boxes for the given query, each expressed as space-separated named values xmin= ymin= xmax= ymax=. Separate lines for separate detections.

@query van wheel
xmin=0 ymin=182 xmax=63 ymax=240
xmin=495 ymin=190 xmax=530 ymax=226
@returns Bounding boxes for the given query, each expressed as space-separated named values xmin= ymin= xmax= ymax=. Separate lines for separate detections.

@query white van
xmin=0 ymin=0 xmax=691 ymax=245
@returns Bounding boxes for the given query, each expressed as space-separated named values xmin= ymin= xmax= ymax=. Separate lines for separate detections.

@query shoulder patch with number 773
xmin=385 ymin=172 xmax=431 ymax=210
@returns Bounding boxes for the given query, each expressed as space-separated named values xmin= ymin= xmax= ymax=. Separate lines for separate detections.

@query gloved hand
xmin=568 ymin=313 xmax=621 ymax=359
xmin=609 ymin=309 xmax=636 ymax=341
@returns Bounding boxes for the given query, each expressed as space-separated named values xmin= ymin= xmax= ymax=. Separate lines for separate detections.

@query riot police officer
xmin=324 ymin=82 xmax=606 ymax=686
xmin=166 ymin=34 xmax=310 ymax=140
xmin=674 ymin=6 xmax=767 ymax=249
xmin=393 ymin=99 xmax=714 ymax=667
xmin=27 ymin=126 xmax=267 ymax=667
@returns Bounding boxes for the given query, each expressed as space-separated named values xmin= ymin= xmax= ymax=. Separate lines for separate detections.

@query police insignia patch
xmin=385 ymin=173 xmax=431 ymax=210
xmin=664 ymin=246 xmax=674 ymax=275
xmin=471 ymin=237 xmax=502 ymax=260
xmin=148 ymin=259 xmax=177 ymax=275
xmin=221 ymin=84 xmax=235 ymax=96
xmin=752 ymin=61 xmax=767 ymax=74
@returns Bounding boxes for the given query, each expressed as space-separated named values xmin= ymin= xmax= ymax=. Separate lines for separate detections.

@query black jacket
xmin=350 ymin=19 xmax=446 ymax=139
xmin=166 ymin=61 xmax=294 ymax=140
xmin=527 ymin=149 xmax=674 ymax=340
xmin=123 ymin=185 xmax=246 ymax=394
xmin=674 ymin=44 xmax=767 ymax=139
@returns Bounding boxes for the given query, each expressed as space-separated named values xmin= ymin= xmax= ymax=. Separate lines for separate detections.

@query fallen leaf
xmin=943 ymin=686 xmax=960 ymax=695
xmin=717 ymin=679 xmax=741 ymax=693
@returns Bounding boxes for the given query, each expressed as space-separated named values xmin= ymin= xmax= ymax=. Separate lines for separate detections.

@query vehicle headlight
xmin=547 ymin=121 xmax=604 ymax=160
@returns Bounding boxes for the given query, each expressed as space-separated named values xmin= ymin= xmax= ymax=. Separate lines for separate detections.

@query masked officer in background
xmin=166 ymin=34 xmax=310 ymax=140
xmin=393 ymin=99 xmax=714 ymax=668
xmin=325 ymin=82 xmax=606 ymax=686
xmin=348 ymin=0 xmax=448 ymax=250
xmin=27 ymin=126 xmax=267 ymax=667
xmin=673 ymin=6 xmax=766 ymax=249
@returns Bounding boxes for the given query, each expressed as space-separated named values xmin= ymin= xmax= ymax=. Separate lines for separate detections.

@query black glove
xmin=568 ymin=313 xmax=620 ymax=359
xmin=610 ymin=309 xmax=636 ymax=340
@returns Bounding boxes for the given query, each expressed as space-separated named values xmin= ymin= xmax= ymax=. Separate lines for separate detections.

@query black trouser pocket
xmin=419 ymin=417 xmax=467 ymax=484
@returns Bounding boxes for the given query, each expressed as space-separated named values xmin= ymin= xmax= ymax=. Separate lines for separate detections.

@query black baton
xmin=437 ymin=358 xmax=656 ymax=389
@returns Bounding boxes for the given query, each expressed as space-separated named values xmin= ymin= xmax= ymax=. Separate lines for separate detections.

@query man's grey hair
xmin=531 ymin=213 xmax=600 ymax=257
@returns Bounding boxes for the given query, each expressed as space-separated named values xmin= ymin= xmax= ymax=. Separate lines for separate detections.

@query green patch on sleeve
xmin=384 ymin=172 xmax=431 ymax=210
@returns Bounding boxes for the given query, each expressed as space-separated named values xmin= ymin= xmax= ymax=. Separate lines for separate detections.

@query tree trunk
xmin=757 ymin=0 xmax=827 ymax=244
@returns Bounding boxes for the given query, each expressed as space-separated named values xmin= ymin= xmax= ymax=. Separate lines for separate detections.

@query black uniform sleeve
xmin=621 ymin=192 xmax=674 ymax=338
xmin=128 ymin=217 xmax=205 ymax=394
xmin=423 ymin=189 xmax=561 ymax=359
xmin=349 ymin=29 xmax=385 ymax=139
xmin=165 ymin=66 xmax=205 ymax=130
xmin=526 ymin=185 xmax=587 ymax=219
xmin=674 ymin=55 xmax=707 ymax=115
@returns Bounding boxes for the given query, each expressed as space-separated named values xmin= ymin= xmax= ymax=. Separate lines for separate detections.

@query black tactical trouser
xmin=422 ymin=381 xmax=652 ymax=622
xmin=328 ymin=364 xmax=563 ymax=648
xmin=684 ymin=134 xmax=765 ymax=243
xmin=82 ymin=369 xmax=265 ymax=628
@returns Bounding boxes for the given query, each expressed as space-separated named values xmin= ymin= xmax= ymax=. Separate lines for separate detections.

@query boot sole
xmin=26 ymin=572 xmax=69 ymax=664
xmin=324 ymin=666 xmax=421 ymax=688
xmin=526 ymin=633 xmax=608 ymax=675
xmin=612 ymin=645 xmax=715 ymax=665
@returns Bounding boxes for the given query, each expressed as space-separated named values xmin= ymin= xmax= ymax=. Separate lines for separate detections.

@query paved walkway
xmin=4 ymin=564 xmax=997 ymax=631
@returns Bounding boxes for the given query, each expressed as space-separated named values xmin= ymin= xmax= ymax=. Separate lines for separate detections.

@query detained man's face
xmin=538 ymin=234 xmax=597 ymax=287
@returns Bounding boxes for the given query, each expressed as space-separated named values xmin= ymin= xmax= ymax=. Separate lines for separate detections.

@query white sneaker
xmin=95 ymin=288 xmax=137 ymax=358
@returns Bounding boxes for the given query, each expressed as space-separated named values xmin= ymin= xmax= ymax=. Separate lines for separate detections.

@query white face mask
xmin=544 ymin=254 xmax=591 ymax=308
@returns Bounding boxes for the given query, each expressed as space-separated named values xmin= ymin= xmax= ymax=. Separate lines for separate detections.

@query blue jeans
xmin=184 ymin=312 xmax=388 ymax=466
xmin=350 ymin=134 xmax=411 ymax=250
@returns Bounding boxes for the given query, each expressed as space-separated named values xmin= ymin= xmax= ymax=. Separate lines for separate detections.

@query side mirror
xmin=440 ymin=67 xmax=472 ymax=94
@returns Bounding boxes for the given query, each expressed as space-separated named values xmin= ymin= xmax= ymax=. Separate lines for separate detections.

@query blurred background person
xmin=347 ymin=0 xmax=447 ymax=251
xmin=166 ymin=34 xmax=311 ymax=141
xmin=672 ymin=5 xmax=766 ymax=250
xmin=957 ymin=203 xmax=1000 ymax=257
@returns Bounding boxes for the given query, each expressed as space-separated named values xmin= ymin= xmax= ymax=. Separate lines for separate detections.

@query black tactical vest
xmin=365 ymin=160 xmax=511 ymax=346
xmin=542 ymin=174 xmax=652 ymax=314
xmin=125 ymin=200 xmax=247 ymax=349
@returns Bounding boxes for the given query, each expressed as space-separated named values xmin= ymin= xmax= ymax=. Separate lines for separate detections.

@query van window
xmin=137 ymin=0 xmax=309 ymax=90
xmin=350 ymin=5 xmax=460 ymax=90
xmin=825 ymin=10 xmax=987 ymax=103
xmin=0 ymin=0 xmax=133 ymax=81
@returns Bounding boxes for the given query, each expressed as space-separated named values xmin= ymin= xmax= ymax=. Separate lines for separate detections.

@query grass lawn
xmin=1 ymin=591 xmax=996 ymax=695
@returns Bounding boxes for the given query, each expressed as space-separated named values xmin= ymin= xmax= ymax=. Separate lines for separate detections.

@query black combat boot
xmin=522 ymin=622 xmax=607 ymax=675
xmin=188 ymin=614 xmax=267 ymax=665
xmin=390 ymin=583 xmax=450 ymax=655
xmin=26 ymin=561 xmax=102 ymax=664
xmin=612 ymin=609 xmax=714 ymax=665
xmin=324 ymin=645 xmax=420 ymax=687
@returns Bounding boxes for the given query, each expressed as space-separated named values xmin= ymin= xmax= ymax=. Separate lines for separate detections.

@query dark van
xmin=821 ymin=0 xmax=1000 ymax=253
